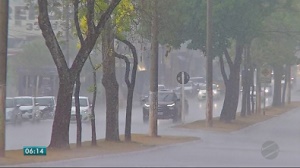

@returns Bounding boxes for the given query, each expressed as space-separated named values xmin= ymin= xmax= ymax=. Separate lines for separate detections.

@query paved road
xmin=5 ymin=82 xmax=296 ymax=150
xmin=4 ymin=91 xmax=276 ymax=150
xmin=12 ymin=95 xmax=300 ymax=167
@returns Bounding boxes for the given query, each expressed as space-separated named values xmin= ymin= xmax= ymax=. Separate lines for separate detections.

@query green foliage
xmin=77 ymin=0 xmax=135 ymax=37
xmin=87 ymin=85 xmax=97 ymax=93
xmin=251 ymin=0 xmax=300 ymax=67
xmin=138 ymin=0 xmax=278 ymax=58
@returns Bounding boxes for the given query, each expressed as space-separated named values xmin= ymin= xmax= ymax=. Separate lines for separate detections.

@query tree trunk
xmin=74 ymin=74 xmax=82 ymax=147
xmin=38 ymin=0 xmax=121 ymax=149
xmin=256 ymin=66 xmax=261 ymax=113
xmin=87 ymin=55 xmax=97 ymax=146
xmin=149 ymin=0 xmax=159 ymax=137
xmin=272 ymin=65 xmax=283 ymax=107
xmin=245 ymin=45 xmax=251 ymax=115
xmin=0 ymin=0 xmax=8 ymax=157
xmin=206 ymin=0 xmax=213 ymax=127
xmin=102 ymin=21 xmax=119 ymax=142
xmin=115 ymin=37 xmax=138 ymax=142
xmin=220 ymin=69 xmax=240 ymax=122
xmin=49 ymin=77 xmax=74 ymax=149
xmin=250 ymin=66 xmax=255 ymax=114
xmin=287 ymin=64 xmax=291 ymax=104
xmin=241 ymin=68 xmax=248 ymax=117
xmin=91 ymin=65 xmax=97 ymax=146
xmin=282 ymin=65 xmax=287 ymax=106
xmin=219 ymin=40 xmax=243 ymax=122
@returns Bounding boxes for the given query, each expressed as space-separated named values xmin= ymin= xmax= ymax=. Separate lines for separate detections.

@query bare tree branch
xmin=70 ymin=0 xmax=121 ymax=76
xmin=73 ymin=0 xmax=84 ymax=45
xmin=88 ymin=55 xmax=95 ymax=70
xmin=115 ymin=36 xmax=138 ymax=63
xmin=114 ymin=52 xmax=131 ymax=86
xmin=224 ymin=48 xmax=233 ymax=68
xmin=87 ymin=0 xmax=96 ymax=35
xmin=95 ymin=0 xmax=121 ymax=34
xmin=115 ymin=35 xmax=138 ymax=85
xmin=234 ymin=41 xmax=244 ymax=67
xmin=38 ymin=0 xmax=69 ymax=75
xmin=219 ymin=55 xmax=228 ymax=87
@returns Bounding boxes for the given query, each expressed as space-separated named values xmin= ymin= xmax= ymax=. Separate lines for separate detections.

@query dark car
xmin=139 ymin=84 xmax=166 ymax=105
xmin=142 ymin=89 xmax=186 ymax=123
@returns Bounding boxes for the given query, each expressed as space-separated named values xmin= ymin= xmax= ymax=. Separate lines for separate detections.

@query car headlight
xmin=213 ymin=90 xmax=217 ymax=94
xmin=167 ymin=103 xmax=175 ymax=107
xmin=144 ymin=104 xmax=150 ymax=107
xmin=265 ymin=89 xmax=269 ymax=93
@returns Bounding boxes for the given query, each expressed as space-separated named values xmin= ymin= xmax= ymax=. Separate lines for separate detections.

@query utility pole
xmin=206 ymin=0 xmax=213 ymax=127
xmin=149 ymin=0 xmax=158 ymax=137
xmin=256 ymin=66 xmax=261 ymax=113
xmin=287 ymin=64 xmax=291 ymax=104
xmin=0 ymin=0 xmax=9 ymax=157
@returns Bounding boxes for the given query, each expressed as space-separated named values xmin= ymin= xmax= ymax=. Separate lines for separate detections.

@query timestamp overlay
xmin=23 ymin=146 xmax=47 ymax=156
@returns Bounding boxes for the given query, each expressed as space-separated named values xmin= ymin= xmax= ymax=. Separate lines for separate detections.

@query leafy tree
xmin=78 ymin=0 xmax=137 ymax=141
xmin=37 ymin=0 xmax=120 ymax=149
xmin=251 ymin=0 xmax=300 ymax=107
xmin=138 ymin=0 xmax=278 ymax=122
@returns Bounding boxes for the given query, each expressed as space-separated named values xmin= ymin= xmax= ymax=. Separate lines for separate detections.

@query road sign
xmin=176 ymin=71 xmax=190 ymax=84
xmin=262 ymin=68 xmax=271 ymax=77
xmin=261 ymin=68 xmax=272 ymax=83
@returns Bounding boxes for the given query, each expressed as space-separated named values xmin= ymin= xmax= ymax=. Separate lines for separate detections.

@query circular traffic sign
xmin=177 ymin=71 xmax=190 ymax=84
xmin=262 ymin=68 xmax=271 ymax=77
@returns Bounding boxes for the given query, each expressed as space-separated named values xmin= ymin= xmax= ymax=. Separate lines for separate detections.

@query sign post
xmin=181 ymin=72 xmax=185 ymax=123
xmin=261 ymin=67 xmax=271 ymax=115
xmin=177 ymin=71 xmax=190 ymax=124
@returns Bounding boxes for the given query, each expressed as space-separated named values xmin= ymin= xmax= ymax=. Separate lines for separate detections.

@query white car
xmin=14 ymin=96 xmax=41 ymax=121
xmin=71 ymin=96 xmax=91 ymax=122
xmin=197 ymin=84 xmax=220 ymax=101
xmin=35 ymin=96 xmax=56 ymax=119
xmin=5 ymin=97 xmax=15 ymax=121
xmin=5 ymin=97 xmax=22 ymax=122
xmin=158 ymin=84 xmax=166 ymax=90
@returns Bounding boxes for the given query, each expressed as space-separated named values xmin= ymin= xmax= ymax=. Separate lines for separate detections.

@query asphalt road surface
xmin=5 ymin=81 xmax=299 ymax=152
xmin=5 ymin=90 xmax=276 ymax=151
xmin=12 ymin=89 xmax=300 ymax=167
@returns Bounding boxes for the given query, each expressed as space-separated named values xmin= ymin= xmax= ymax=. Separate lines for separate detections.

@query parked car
xmin=35 ymin=96 xmax=56 ymax=119
xmin=197 ymin=84 xmax=221 ymax=101
xmin=5 ymin=97 xmax=22 ymax=124
xmin=14 ymin=96 xmax=41 ymax=122
xmin=71 ymin=96 xmax=91 ymax=122
xmin=142 ymin=89 xmax=186 ymax=123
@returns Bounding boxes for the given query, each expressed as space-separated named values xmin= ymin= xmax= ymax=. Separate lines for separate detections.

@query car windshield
xmin=5 ymin=99 xmax=14 ymax=108
xmin=72 ymin=98 xmax=88 ymax=107
xmin=14 ymin=98 xmax=33 ymax=106
xmin=158 ymin=93 xmax=174 ymax=102
xmin=36 ymin=98 xmax=54 ymax=106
